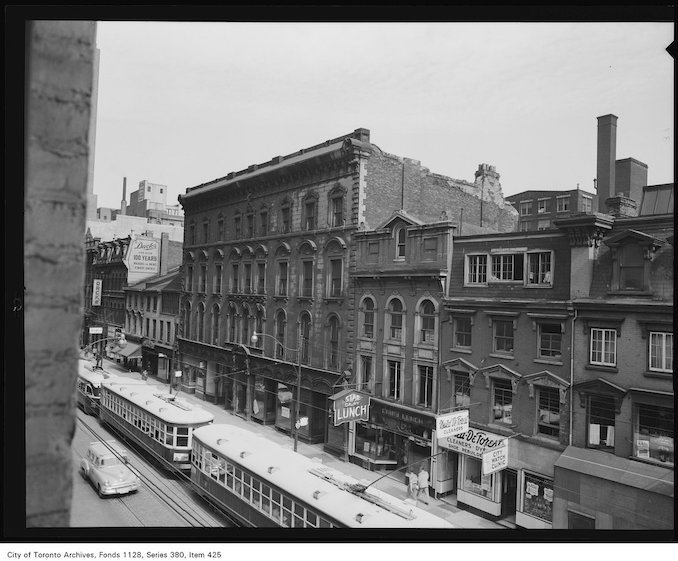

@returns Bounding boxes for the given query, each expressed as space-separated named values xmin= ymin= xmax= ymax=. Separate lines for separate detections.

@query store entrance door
xmin=501 ymin=469 xmax=517 ymax=517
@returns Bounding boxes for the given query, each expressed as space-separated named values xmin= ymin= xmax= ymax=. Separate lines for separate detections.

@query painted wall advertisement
xmin=439 ymin=427 xmax=506 ymax=459
xmin=125 ymin=236 xmax=160 ymax=274
xmin=331 ymin=389 xmax=370 ymax=425
xmin=92 ymin=279 xmax=102 ymax=306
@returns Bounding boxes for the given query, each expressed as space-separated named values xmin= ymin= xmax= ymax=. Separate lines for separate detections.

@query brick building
xmin=177 ymin=128 xmax=517 ymax=458
xmin=505 ymin=187 xmax=598 ymax=232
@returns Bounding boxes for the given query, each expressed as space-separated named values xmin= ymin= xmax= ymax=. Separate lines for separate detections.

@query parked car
xmin=80 ymin=440 xmax=141 ymax=498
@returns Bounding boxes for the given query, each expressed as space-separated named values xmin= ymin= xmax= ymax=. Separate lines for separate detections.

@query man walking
xmin=417 ymin=464 xmax=430 ymax=505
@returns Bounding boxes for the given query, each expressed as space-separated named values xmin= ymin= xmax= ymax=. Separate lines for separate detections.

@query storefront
xmin=140 ymin=340 xmax=174 ymax=381
xmin=350 ymin=400 xmax=435 ymax=478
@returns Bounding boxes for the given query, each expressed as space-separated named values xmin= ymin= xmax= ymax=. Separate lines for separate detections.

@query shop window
xmin=490 ymin=253 xmax=524 ymax=282
xmin=463 ymin=457 xmax=492 ymax=498
xmin=395 ymin=227 xmax=406 ymax=259
xmin=388 ymin=298 xmax=404 ymax=341
xmin=590 ymin=328 xmax=616 ymax=366
xmin=355 ymin=424 xmax=397 ymax=463
xmin=633 ymin=404 xmax=673 ymax=465
xmin=587 ymin=395 xmax=615 ymax=450
xmin=519 ymin=200 xmax=532 ymax=216
xmin=387 ymin=360 xmax=401 ymax=400
xmin=522 ymin=473 xmax=554 ymax=523
xmin=419 ymin=300 xmax=436 ymax=344
xmin=466 ymin=254 xmax=487 ymax=285
xmin=538 ymin=323 xmax=562 ymax=359
xmin=453 ymin=316 xmax=472 ymax=349
xmin=362 ymin=298 xmax=375 ymax=339
xmin=360 ymin=355 xmax=372 ymax=392
xmin=493 ymin=319 xmax=514 ymax=355
xmin=417 ymin=365 xmax=434 ymax=408
xmin=527 ymin=252 xmax=552 ymax=285
xmin=568 ymin=511 xmax=595 ymax=530
xmin=649 ymin=332 xmax=673 ymax=372
xmin=492 ymin=378 xmax=513 ymax=425
xmin=537 ymin=386 xmax=560 ymax=438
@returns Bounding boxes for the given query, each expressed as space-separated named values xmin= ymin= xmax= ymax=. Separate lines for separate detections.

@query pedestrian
xmin=417 ymin=464 xmax=430 ymax=505
xmin=406 ymin=469 xmax=418 ymax=501
xmin=141 ymin=369 xmax=148 ymax=381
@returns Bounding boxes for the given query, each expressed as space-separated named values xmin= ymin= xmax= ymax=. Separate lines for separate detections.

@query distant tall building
xmin=124 ymin=179 xmax=184 ymax=227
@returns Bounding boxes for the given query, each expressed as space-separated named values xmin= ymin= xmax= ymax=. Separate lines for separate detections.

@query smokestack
xmin=159 ymin=232 xmax=169 ymax=276
xmin=121 ymin=177 xmax=128 ymax=215
xmin=596 ymin=114 xmax=618 ymax=212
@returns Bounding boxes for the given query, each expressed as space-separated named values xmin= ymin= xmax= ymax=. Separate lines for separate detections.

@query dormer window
xmin=395 ymin=227 xmax=406 ymax=259
xmin=618 ymin=243 xmax=644 ymax=290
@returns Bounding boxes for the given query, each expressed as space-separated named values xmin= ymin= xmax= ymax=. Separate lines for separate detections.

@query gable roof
xmin=376 ymin=209 xmax=424 ymax=231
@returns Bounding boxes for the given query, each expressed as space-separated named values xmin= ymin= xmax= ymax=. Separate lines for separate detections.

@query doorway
xmin=500 ymin=469 xmax=517 ymax=517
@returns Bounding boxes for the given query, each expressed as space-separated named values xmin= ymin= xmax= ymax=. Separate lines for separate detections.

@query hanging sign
xmin=330 ymin=389 xmax=370 ymax=426
xmin=439 ymin=427 xmax=506 ymax=458
xmin=482 ymin=439 xmax=508 ymax=475
xmin=436 ymin=410 xmax=469 ymax=440
xmin=92 ymin=279 xmax=102 ymax=306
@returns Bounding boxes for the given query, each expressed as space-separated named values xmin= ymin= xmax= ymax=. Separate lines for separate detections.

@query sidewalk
xmin=86 ymin=354 xmax=505 ymax=529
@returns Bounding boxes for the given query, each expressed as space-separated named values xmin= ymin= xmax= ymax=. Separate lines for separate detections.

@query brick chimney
xmin=120 ymin=177 xmax=127 ymax=215
xmin=605 ymin=195 xmax=638 ymax=218
xmin=159 ymin=232 xmax=169 ymax=276
xmin=596 ymin=114 xmax=618 ymax=212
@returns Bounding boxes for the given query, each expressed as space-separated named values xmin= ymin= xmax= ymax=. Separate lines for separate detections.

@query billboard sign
xmin=92 ymin=279 xmax=102 ymax=306
xmin=436 ymin=410 xmax=469 ymax=440
xmin=438 ymin=428 xmax=506 ymax=459
xmin=330 ymin=389 xmax=370 ymax=426
xmin=125 ymin=236 xmax=160 ymax=274
xmin=482 ymin=439 xmax=508 ymax=475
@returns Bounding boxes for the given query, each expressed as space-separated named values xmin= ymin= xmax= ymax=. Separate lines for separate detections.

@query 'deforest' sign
xmin=439 ymin=428 xmax=506 ymax=459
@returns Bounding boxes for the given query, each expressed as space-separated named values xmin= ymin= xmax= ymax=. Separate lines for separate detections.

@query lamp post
xmin=87 ymin=333 xmax=126 ymax=369
xmin=251 ymin=330 xmax=303 ymax=452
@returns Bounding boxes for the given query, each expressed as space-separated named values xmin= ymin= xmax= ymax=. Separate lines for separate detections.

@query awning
xmin=555 ymin=445 xmax=674 ymax=497
xmin=113 ymin=343 xmax=142 ymax=359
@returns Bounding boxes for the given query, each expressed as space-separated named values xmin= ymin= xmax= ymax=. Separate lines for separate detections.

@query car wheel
xmin=97 ymin=484 xmax=104 ymax=498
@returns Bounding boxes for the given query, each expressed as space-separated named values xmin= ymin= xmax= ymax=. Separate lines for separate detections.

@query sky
xmin=91 ymin=21 xmax=674 ymax=210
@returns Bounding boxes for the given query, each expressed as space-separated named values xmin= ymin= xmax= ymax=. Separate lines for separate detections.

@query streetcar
xmin=99 ymin=380 xmax=214 ymax=472
xmin=76 ymin=359 xmax=124 ymax=416
xmin=191 ymin=424 xmax=456 ymax=529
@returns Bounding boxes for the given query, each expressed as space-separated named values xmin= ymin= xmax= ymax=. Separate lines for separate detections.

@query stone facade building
xmin=177 ymin=128 xmax=517 ymax=458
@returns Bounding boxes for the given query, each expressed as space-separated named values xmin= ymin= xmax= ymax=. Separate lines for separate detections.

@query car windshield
xmin=100 ymin=456 xmax=120 ymax=466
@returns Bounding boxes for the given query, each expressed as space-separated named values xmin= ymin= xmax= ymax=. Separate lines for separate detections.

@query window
xmin=241 ymin=306 xmax=251 ymax=346
xmin=304 ymin=200 xmax=316 ymax=231
xmin=527 ymin=252 xmax=552 ymax=285
xmin=491 ymin=253 xmax=524 ymax=282
xmin=537 ymin=220 xmax=551 ymax=231
xmin=189 ymin=224 xmax=196 ymax=245
xmin=217 ymin=217 xmax=224 ymax=240
xmin=419 ymin=300 xmax=436 ymax=344
xmin=244 ymin=263 xmax=252 ymax=294
xmin=467 ymin=255 xmax=487 ymax=284
xmin=453 ymin=373 xmax=470 ymax=408
xmin=590 ymin=328 xmax=616 ymax=366
xmin=234 ymin=215 xmax=242 ymax=239
xmin=259 ymin=209 xmax=269 ymax=236
xmin=152 ymin=319 xmax=157 ymax=339
xmin=649 ymin=332 xmax=673 ymax=372
xmin=301 ymin=260 xmax=313 ymax=298
xmin=387 ymin=360 xmax=401 ymax=400
xmin=228 ymin=304 xmax=237 ymax=342
xmin=211 ymin=305 xmax=220 ymax=345
xmin=254 ymin=310 xmax=264 ymax=348
xmin=519 ymin=200 xmax=533 ymax=216
xmin=329 ymin=259 xmax=342 ymax=297
xmin=203 ymin=221 xmax=209 ymax=243
xmin=522 ymin=473 xmax=553 ymax=523
xmin=618 ymin=244 xmax=644 ymax=290
xmin=197 ymin=304 xmax=205 ymax=342
xmin=330 ymin=195 xmax=343 ymax=227
xmin=538 ymin=199 xmax=549 ymax=214
xmin=537 ymin=386 xmax=560 ymax=438
xmin=493 ymin=320 xmax=514 ymax=354
xmin=244 ymin=213 xmax=253 ymax=238
xmin=417 ymin=365 xmax=434 ymax=408
xmin=556 ymin=196 xmax=570 ymax=212
xmin=587 ymin=395 xmax=615 ymax=449
xmin=360 ymin=355 xmax=372 ymax=391
xmin=581 ymin=196 xmax=592 ymax=214
xmin=186 ymin=266 xmax=193 ymax=292
xmin=454 ymin=317 xmax=472 ymax=349
xmin=231 ymin=264 xmax=240 ymax=293
xmin=275 ymin=311 xmax=286 ymax=359
xmin=277 ymin=262 xmax=288 ymax=296
xmin=568 ymin=511 xmax=595 ymax=530
xmin=520 ymin=221 xmax=531 ymax=232
xmin=328 ymin=316 xmax=340 ymax=370
xmin=256 ymin=262 xmax=266 ymax=294
xmin=396 ymin=228 xmax=406 ymax=259
xmin=199 ymin=265 xmax=206 ymax=293
xmin=214 ymin=264 xmax=222 ymax=294
xmin=492 ymin=378 xmax=513 ymax=425
xmin=633 ymin=404 xmax=673 ymax=464
xmin=538 ymin=323 xmax=562 ymax=359
xmin=362 ymin=298 xmax=375 ymax=339
xmin=388 ymin=299 xmax=404 ymax=341
xmin=300 ymin=314 xmax=311 ymax=364
xmin=280 ymin=205 xmax=291 ymax=234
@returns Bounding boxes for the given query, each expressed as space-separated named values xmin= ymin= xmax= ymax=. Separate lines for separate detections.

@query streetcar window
xmin=293 ymin=504 xmax=304 ymax=528
xmin=271 ymin=490 xmax=281 ymax=508
xmin=261 ymin=496 xmax=271 ymax=516
xmin=305 ymin=511 xmax=318 ymax=528
xmin=177 ymin=427 xmax=189 ymax=447
xmin=319 ymin=518 xmax=332 ymax=528
xmin=261 ymin=484 xmax=271 ymax=500
xmin=271 ymin=506 xmax=282 ymax=524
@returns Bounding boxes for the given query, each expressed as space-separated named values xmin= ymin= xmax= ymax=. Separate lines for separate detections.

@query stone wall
xmin=25 ymin=20 xmax=96 ymax=527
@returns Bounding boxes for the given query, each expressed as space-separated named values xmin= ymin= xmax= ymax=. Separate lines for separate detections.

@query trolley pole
xmin=293 ymin=337 xmax=302 ymax=453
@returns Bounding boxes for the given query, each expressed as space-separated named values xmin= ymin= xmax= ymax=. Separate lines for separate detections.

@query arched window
xmin=211 ymin=304 xmax=220 ymax=345
xmin=255 ymin=307 xmax=265 ymax=348
xmin=241 ymin=304 xmax=251 ymax=346
xmin=396 ymin=227 xmax=406 ymax=259
xmin=388 ymin=298 xmax=404 ymax=341
xmin=420 ymin=299 xmax=436 ymax=343
xmin=327 ymin=316 xmax=340 ymax=370
xmin=197 ymin=302 xmax=206 ymax=342
xmin=183 ymin=301 xmax=192 ymax=340
xmin=300 ymin=312 xmax=312 ymax=365
xmin=275 ymin=310 xmax=287 ymax=359
xmin=362 ymin=297 xmax=375 ymax=339
xmin=228 ymin=302 xmax=237 ymax=343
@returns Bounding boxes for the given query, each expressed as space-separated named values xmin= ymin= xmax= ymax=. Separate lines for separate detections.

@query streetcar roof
xmin=193 ymin=424 xmax=455 ymax=529
xmin=102 ymin=381 xmax=214 ymax=425
xmin=77 ymin=362 xmax=125 ymax=386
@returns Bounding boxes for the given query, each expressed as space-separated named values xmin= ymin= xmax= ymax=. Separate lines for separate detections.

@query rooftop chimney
xmin=596 ymin=114 xmax=618 ymax=212
xmin=159 ymin=232 xmax=169 ymax=276
xmin=121 ymin=177 xmax=127 ymax=215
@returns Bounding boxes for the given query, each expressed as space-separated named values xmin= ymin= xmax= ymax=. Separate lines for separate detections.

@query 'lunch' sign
xmin=330 ymin=389 xmax=370 ymax=426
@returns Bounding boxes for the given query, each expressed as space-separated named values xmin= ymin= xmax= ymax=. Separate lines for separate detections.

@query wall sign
xmin=125 ymin=236 xmax=160 ymax=274
xmin=439 ymin=428 xmax=506 ymax=458
xmin=436 ymin=410 xmax=469 ymax=440
xmin=92 ymin=279 xmax=102 ymax=306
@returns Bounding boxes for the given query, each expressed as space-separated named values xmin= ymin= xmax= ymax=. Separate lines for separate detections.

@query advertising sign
xmin=88 ymin=327 xmax=103 ymax=335
xmin=438 ymin=427 xmax=506 ymax=459
xmin=125 ymin=236 xmax=160 ymax=274
xmin=436 ymin=410 xmax=469 ymax=440
xmin=482 ymin=439 xmax=508 ymax=475
xmin=92 ymin=279 xmax=102 ymax=306
xmin=331 ymin=389 xmax=370 ymax=426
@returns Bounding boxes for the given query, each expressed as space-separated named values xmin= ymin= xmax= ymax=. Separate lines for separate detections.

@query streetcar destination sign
xmin=330 ymin=389 xmax=370 ymax=425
